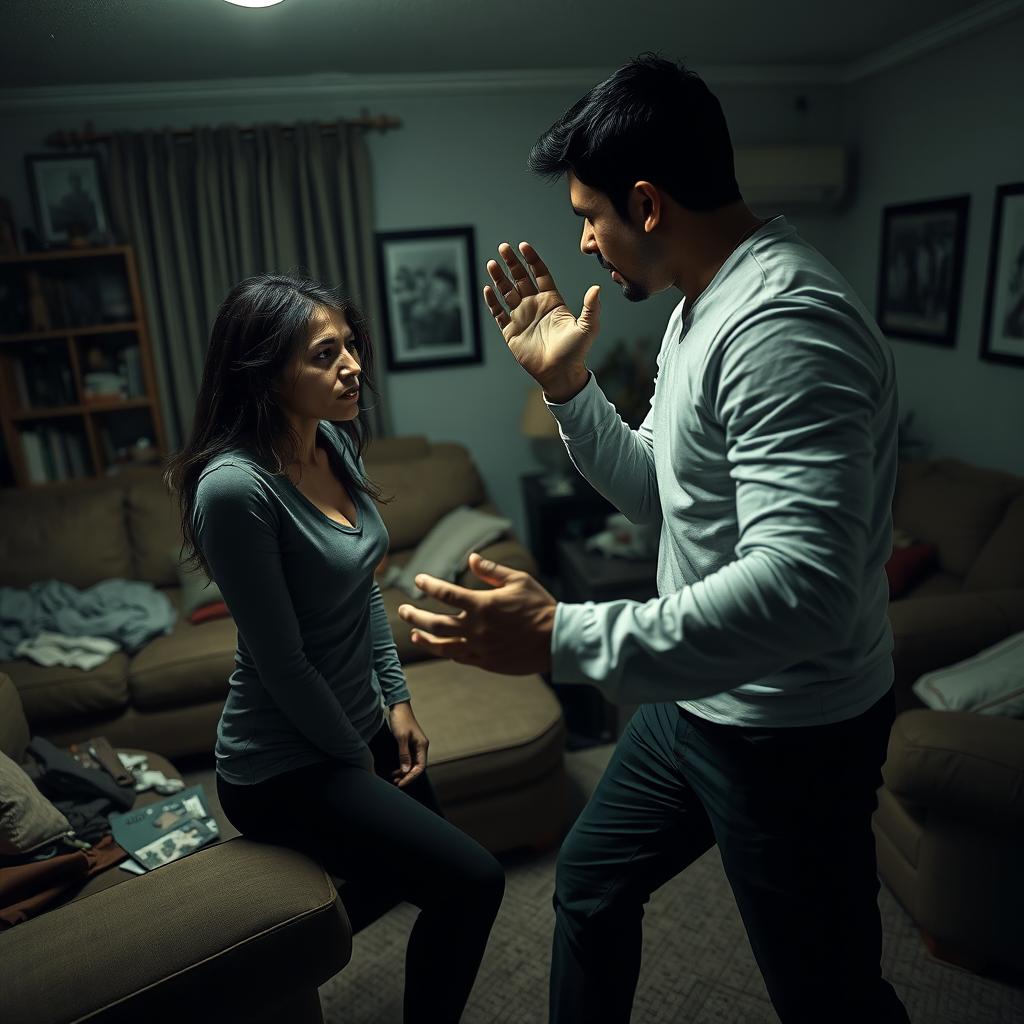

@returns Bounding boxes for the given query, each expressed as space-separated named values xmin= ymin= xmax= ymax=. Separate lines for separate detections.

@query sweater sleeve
xmin=369 ymin=582 xmax=411 ymax=706
xmin=551 ymin=313 xmax=884 ymax=704
xmin=194 ymin=462 xmax=368 ymax=760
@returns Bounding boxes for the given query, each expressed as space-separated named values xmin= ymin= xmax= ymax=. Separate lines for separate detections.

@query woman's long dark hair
xmin=166 ymin=272 xmax=387 ymax=577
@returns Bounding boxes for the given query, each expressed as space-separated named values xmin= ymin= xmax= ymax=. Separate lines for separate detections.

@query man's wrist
xmin=539 ymin=366 xmax=589 ymax=404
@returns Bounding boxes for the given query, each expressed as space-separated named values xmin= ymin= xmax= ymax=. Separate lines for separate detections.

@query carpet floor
xmin=188 ymin=744 xmax=1023 ymax=1023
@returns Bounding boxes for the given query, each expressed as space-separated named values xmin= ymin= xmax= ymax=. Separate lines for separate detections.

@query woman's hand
xmin=388 ymin=701 xmax=429 ymax=789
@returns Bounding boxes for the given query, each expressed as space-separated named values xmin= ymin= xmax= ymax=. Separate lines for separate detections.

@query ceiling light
xmin=223 ymin=1 xmax=286 ymax=7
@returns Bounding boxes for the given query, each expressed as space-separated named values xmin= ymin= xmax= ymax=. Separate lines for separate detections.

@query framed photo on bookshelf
xmin=26 ymin=152 xmax=112 ymax=248
xmin=876 ymin=195 xmax=970 ymax=347
xmin=980 ymin=182 xmax=1024 ymax=367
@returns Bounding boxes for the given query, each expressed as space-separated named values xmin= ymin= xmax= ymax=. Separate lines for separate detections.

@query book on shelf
xmin=12 ymin=359 xmax=30 ymax=408
xmin=19 ymin=426 xmax=90 ymax=482
xmin=120 ymin=345 xmax=144 ymax=398
xmin=44 ymin=427 xmax=69 ymax=479
xmin=21 ymin=430 xmax=48 ymax=483
xmin=18 ymin=344 xmax=76 ymax=408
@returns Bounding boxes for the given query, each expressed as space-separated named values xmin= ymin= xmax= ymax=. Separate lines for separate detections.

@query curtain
xmin=106 ymin=122 xmax=390 ymax=448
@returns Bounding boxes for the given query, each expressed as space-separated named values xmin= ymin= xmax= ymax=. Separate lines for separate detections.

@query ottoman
xmin=404 ymin=659 xmax=568 ymax=853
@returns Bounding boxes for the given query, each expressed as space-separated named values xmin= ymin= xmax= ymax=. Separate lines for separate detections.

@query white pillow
xmin=912 ymin=630 xmax=1024 ymax=717
xmin=384 ymin=505 xmax=512 ymax=598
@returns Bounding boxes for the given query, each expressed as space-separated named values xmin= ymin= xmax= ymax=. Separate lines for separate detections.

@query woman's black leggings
xmin=216 ymin=721 xmax=505 ymax=1024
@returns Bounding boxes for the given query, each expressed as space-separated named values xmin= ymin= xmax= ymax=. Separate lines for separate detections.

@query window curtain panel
xmin=106 ymin=122 xmax=390 ymax=448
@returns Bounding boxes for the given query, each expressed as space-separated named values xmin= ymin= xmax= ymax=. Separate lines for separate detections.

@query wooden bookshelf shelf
xmin=0 ymin=245 xmax=132 ymax=265
xmin=0 ymin=321 xmax=142 ymax=344
xmin=11 ymin=398 xmax=152 ymax=421
xmin=0 ymin=246 xmax=165 ymax=486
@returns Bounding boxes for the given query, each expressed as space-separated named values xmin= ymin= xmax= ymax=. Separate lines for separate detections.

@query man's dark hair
xmin=527 ymin=54 xmax=741 ymax=219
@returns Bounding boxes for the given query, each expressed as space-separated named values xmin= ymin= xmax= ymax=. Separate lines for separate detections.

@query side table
xmin=553 ymin=538 xmax=658 ymax=745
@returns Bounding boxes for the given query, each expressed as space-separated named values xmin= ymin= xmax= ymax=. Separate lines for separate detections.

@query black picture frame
xmin=876 ymin=195 xmax=970 ymax=347
xmin=375 ymin=226 xmax=483 ymax=372
xmin=980 ymin=182 xmax=1024 ymax=367
xmin=25 ymin=152 xmax=112 ymax=248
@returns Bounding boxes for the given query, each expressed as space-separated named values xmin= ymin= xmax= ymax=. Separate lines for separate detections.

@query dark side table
xmin=553 ymin=538 xmax=658 ymax=746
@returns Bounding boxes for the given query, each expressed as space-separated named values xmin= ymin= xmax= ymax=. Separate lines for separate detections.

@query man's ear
xmin=632 ymin=181 xmax=662 ymax=234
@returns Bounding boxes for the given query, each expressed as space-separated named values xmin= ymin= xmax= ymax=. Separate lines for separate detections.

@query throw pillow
xmin=0 ymin=750 xmax=73 ymax=856
xmin=190 ymin=601 xmax=231 ymax=626
xmin=172 ymin=547 xmax=225 ymax=616
xmin=885 ymin=542 xmax=938 ymax=599
xmin=386 ymin=506 xmax=512 ymax=598
xmin=912 ymin=630 xmax=1024 ymax=717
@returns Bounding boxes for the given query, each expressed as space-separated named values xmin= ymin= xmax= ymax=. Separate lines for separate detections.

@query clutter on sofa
xmin=0 ymin=578 xmax=176 ymax=667
xmin=0 ymin=673 xmax=352 ymax=1022
xmin=380 ymin=503 xmax=512 ymax=597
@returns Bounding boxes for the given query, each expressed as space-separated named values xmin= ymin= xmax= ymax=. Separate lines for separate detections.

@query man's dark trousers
xmin=549 ymin=690 xmax=910 ymax=1023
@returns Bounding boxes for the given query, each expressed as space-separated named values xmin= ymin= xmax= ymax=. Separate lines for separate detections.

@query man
xmin=398 ymin=55 xmax=909 ymax=1024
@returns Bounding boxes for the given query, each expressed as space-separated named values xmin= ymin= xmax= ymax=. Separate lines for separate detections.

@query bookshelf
xmin=0 ymin=245 xmax=167 ymax=487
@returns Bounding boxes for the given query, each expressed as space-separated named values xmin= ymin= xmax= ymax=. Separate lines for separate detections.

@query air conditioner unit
xmin=733 ymin=145 xmax=848 ymax=209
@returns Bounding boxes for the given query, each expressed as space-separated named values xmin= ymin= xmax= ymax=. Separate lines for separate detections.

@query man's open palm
xmin=483 ymin=241 xmax=601 ymax=383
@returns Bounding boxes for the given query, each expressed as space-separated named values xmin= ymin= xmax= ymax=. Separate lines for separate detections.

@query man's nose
xmin=580 ymin=222 xmax=597 ymax=256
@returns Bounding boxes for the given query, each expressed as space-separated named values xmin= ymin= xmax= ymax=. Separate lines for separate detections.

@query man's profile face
xmin=568 ymin=172 xmax=663 ymax=303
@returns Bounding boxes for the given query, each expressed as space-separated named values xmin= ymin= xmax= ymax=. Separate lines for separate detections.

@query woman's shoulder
xmin=196 ymin=451 xmax=270 ymax=507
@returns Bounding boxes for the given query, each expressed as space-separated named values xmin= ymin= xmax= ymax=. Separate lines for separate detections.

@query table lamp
xmin=521 ymin=387 xmax=575 ymax=496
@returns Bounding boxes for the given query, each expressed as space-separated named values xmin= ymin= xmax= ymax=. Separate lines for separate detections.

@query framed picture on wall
xmin=876 ymin=195 xmax=970 ymax=346
xmin=376 ymin=226 xmax=483 ymax=372
xmin=25 ymin=152 xmax=111 ymax=248
xmin=980 ymin=182 xmax=1024 ymax=367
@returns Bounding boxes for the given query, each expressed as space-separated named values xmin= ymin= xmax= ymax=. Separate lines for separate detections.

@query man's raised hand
xmin=483 ymin=241 xmax=600 ymax=398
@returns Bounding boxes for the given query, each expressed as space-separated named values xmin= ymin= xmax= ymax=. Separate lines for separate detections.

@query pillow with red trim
xmin=885 ymin=542 xmax=938 ymax=599
xmin=189 ymin=601 xmax=231 ymax=625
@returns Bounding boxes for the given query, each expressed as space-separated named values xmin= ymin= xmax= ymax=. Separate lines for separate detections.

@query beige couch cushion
xmin=365 ymin=442 xmax=486 ymax=550
xmin=965 ymin=494 xmax=1024 ymax=592
xmin=0 ymin=481 xmax=133 ymax=588
xmin=404 ymin=659 xmax=564 ymax=804
xmin=128 ymin=589 xmax=236 ymax=710
xmin=126 ymin=472 xmax=182 ymax=586
xmin=0 ymin=655 xmax=130 ymax=726
xmin=893 ymin=459 xmax=1018 ymax=577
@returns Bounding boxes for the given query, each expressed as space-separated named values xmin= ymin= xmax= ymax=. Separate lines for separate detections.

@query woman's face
xmin=277 ymin=306 xmax=362 ymax=423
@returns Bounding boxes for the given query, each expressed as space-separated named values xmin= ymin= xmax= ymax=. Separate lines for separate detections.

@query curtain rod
xmin=45 ymin=113 xmax=402 ymax=148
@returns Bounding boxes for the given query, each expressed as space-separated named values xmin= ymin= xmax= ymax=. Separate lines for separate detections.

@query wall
xmin=833 ymin=13 xmax=1024 ymax=475
xmin=0 ymin=72 xmax=846 ymax=530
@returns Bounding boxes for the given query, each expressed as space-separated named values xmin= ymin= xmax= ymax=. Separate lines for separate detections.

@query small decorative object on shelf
xmin=0 ymin=245 xmax=166 ymax=486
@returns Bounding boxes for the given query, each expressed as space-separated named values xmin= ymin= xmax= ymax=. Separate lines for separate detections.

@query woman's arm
xmin=369 ymin=582 xmax=411 ymax=706
xmin=194 ymin=462 xmax=369 ymax=762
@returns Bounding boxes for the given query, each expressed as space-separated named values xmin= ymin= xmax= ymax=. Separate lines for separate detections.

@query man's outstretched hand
xmin=397 ymin=553 xmax=557 ymax=675
xmin=483 ymin=241 xmax=599 ymax=402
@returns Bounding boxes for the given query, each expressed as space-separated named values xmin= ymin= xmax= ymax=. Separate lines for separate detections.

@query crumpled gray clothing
xmin=0 ymin=579 xmax=177 ymax=660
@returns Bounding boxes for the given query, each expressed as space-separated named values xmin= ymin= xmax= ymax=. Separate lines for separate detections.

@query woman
xmin=166 ymin=273 xmax=504 ymax=1023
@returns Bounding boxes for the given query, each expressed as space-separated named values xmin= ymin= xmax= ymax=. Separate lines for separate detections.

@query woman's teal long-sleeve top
xmin=193 ymin=421 xmax=410 ymax=785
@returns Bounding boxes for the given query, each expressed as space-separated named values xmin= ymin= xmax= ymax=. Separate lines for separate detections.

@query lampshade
xmin=520 ymin=387 xmax=560 ymax=439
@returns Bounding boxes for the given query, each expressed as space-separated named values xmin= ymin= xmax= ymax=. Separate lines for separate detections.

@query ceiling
xmin=0 ymin=0 xmax=1002 ymax=89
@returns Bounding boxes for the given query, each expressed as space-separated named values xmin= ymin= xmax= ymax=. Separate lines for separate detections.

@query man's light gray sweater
xmin=547 ymin=216 xmax=899 ymax=727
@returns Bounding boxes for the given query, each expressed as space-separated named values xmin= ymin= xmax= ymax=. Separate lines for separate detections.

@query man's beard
xmin=597 ymin=254 xmax=649 ymax=303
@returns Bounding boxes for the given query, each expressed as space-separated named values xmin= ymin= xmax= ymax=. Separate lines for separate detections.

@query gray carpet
xmin=188 ymin=746 xmax=1023 ymax=1023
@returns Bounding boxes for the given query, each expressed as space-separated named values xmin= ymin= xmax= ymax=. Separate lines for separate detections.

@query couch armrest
xmin=0 ymin=837 xmax=351 ymax=1024
xmin=888 ymin=589 xmax=1024 ymax=708
xmin=883 ymin=709 xmax=1024 ymax=827
xmin=0 ymin=671 xmax=30 ymax=761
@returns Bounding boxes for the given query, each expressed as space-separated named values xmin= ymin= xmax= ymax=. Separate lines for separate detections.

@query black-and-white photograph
xmin=25 ymin=152 xmax=111 ymax=247
xmin=876 ymin=195 xmax=970 ymax=346
xmin=980 ymin=182 xmax=1024 ymax=367
xmin=376 ymin=226 xmax=483 ymax=371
